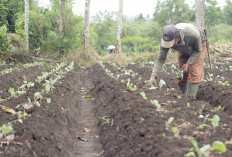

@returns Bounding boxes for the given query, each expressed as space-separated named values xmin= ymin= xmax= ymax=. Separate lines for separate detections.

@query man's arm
xmin=152 ymin=47 xmax=169 ymax=76
xmin=147 ymin=47 xmax=169 ymax=86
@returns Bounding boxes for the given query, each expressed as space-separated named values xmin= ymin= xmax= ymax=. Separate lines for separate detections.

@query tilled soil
xmin=0 ymin=60 xmax=232 ymax=157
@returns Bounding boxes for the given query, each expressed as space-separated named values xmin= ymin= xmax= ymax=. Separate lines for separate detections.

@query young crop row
xmin=98 ymin=61 xmax=229 ymax=156
xmin=0 ymin=62 xmax=74 ymax=143
xmin=0 ymin=62 xmax=67 ymax=102
xmin=0 ymin=61 xmax=46 ymax=75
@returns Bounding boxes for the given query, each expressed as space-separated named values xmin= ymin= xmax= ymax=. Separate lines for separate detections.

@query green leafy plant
xmin=187 ymin=103 xmax=190 ymax=107
xmin=218 ymin=80 xmax=230 ymax=86
xmin=46 ymin=98 xmax=52 ymax=103
xmin=208 ymin=115 xmax=220 ymax=130
xmin=26 ymin=82 xmax=34 ymax=88
xmin=190 ymin=139 xmax=210 ymax=157
xmin=149 ymin=84 xmax=157 ymax=90
xmin=159 ymin=79 xmax=166 ymax=90
xmin=212 ymin=141 xmax=227 ymax=153
xmin=206 ymin=72 xmax=213 ymax=81
xmin=16 ymin=89 xmax=26 ymax=95
xmin=172 ymin=127 xmax=180 ymax=138
xmin=8 ymin=88 xmax=15 ymax=96
xmin=99 ymin=116 xmax=111 ymax=124
xmin=34 ymin=92 xmax=43 ymax=101
xmin=18 ymin=111 xmax=29 ymax=119
xmin=197 ymin=124 xmax=212 ymax=130
xmin=43 ymin=80 xmax=52 ymax=93
xmin=140 ymin=92 xmax=147 ymax=100
xmin=175 ymin=70 xmax=183 ymax=79
xmin=165 ymin=117 xmax=174 ymax=130
xmin=0 ymin=123 xmax=13 ymax=139
xmin=150 ymin=100 xmax=161 ymax=109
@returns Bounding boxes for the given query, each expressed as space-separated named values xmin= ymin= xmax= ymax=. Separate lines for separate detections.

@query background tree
xmin=0 ymin=0 xmax=24 ymax=32
xmin=223 ymin=0 xmax=232 ymax=25
xmin=153 ymin=0 xmax=192 ymax=26
xmin=84 ymin=0 xmax=90 ymax=53
xmin=57 ymin=0 xmax=65 ymax=37
xmin=117 ymin=0 xmax=123 ymax=53
xmin=24 ymin=0 xmax=29 ymax=51
xmin=195 ymin=0 xmax=205 ymax=29
xmin=205 ymin=0 xmax=224 ymax=27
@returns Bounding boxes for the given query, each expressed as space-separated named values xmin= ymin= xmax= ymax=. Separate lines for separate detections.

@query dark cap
xmin=161 ymin=24 xmax=179 ymax=48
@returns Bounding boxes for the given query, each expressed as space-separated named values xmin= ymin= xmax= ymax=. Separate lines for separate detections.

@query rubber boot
xmin=187 ymin=83 xmax=199 ymax=99
xmin=179 ymin=84 xmax=187 ymax=94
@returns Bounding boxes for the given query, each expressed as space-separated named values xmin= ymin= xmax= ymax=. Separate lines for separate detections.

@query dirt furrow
xmin=73 ymin=69 xmax=102 ymax=157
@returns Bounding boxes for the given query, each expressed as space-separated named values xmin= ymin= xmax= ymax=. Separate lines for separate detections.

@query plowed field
xmin=0 ymin=60 xmax=232 ymax=157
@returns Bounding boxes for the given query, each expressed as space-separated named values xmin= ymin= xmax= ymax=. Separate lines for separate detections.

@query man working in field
xmin=148 ymin=23 xmax=207 ymax=98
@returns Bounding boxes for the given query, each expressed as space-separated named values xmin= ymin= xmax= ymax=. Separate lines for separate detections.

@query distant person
xmin=107 ymin=45 xmax=116 ymax=54
xmin=147 ymin=23 xmax=207 ymax=98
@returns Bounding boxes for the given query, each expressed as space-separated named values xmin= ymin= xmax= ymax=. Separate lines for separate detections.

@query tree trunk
xmin=84 ymin=0 xmax=91 ymax=53
xmin=117 ymin=0 xmax=123 ymax=53
xmin=195 ymin=0 xmax=205 ymax=29
xmin=24 ymin=0 xmax=29 ymax=52
xmin=58 ymin=0 xmax=65 ymax=37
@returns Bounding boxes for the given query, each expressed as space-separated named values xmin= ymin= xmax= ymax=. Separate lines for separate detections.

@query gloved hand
xmin=147 ymin=74 xmax=157 ymax=87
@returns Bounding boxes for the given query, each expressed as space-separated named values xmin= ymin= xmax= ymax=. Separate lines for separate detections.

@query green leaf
xmin=85 ymin=94 xmax=91 ymax=98
xmin=34 ymin=92 xmax=42 ymax=101
xmin=46 ymin=98 xmax=52 ymax=104
xmin=212 ymin=141 xmax=227 ymax=153
xmin=35 ymin=101 xmax=41 ymax=107
xmin=198 ymin=124 xmax=211 ymax=130
xmin=8 ymin=88 xmax=15 ymax=96
xmin=200 ymin=144 xmax=211 ymax=153
xmin=191 ymin=139 xmax=198 ymax=150
xmin=184 ymin=152 xmax=195 ymax=157
xmin=168 ymin=117 xmax=174 ymax=124
xmin=2 ymin=124 xmax=13 ymax=134
xmin=140 ymin=92 xmax=147 ymax=100
xmin=211 ymin=115 xmax=220 ymax=129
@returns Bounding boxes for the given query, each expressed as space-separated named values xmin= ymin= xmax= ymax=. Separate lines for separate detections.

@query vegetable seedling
xmin=140 ymin=92 xmax=147 ymax=100
xmin=159 ymin=79 xmax=166 ymax=90
xmin=172 ymin=127 xmax=180 ymax=138
xmin=208 ymin=115 xmax=220 ymax=130
xmin=8 ymin=88 xmax=15 ymax=97
xmin=99 ymin=116 xmax=111 ymax=124
xmin=212 ymin=141 xmax=227 ymax=153
xmin=165 ymin=117 xmax=174 ymax=130
xmin=190 ymin=139 xmax=210 ymax=157
xmin=150 ymin=100 xmax=161 ymax=109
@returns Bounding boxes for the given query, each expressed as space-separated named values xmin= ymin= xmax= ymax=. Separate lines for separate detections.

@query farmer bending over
xmin=148 ymin=23 xmax=207 ymax=99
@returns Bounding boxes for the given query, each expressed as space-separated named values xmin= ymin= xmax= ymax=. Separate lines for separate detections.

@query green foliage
xmin=223 ymin=0 xmax=232 ymax=25
xmin=0 ymin=0 xmax=24 ymax=32
xmin=15 ymin=3 xmax=84 ymax=55
xmin=91 ymin=11 xmax=117 ymax=54
xmin=208 ymin=24 xmax=232 ymax=43
xmin=153 ymin=0 xmax=193 ymax=26
xmin=205 ymin=0 xmax=224 ymax=27
xmin=0 ymin=25 xmax=9 ymax=53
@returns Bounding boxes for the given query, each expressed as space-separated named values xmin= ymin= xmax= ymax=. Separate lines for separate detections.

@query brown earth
xmin=0 ymin=58 xmax=232 ymax=157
